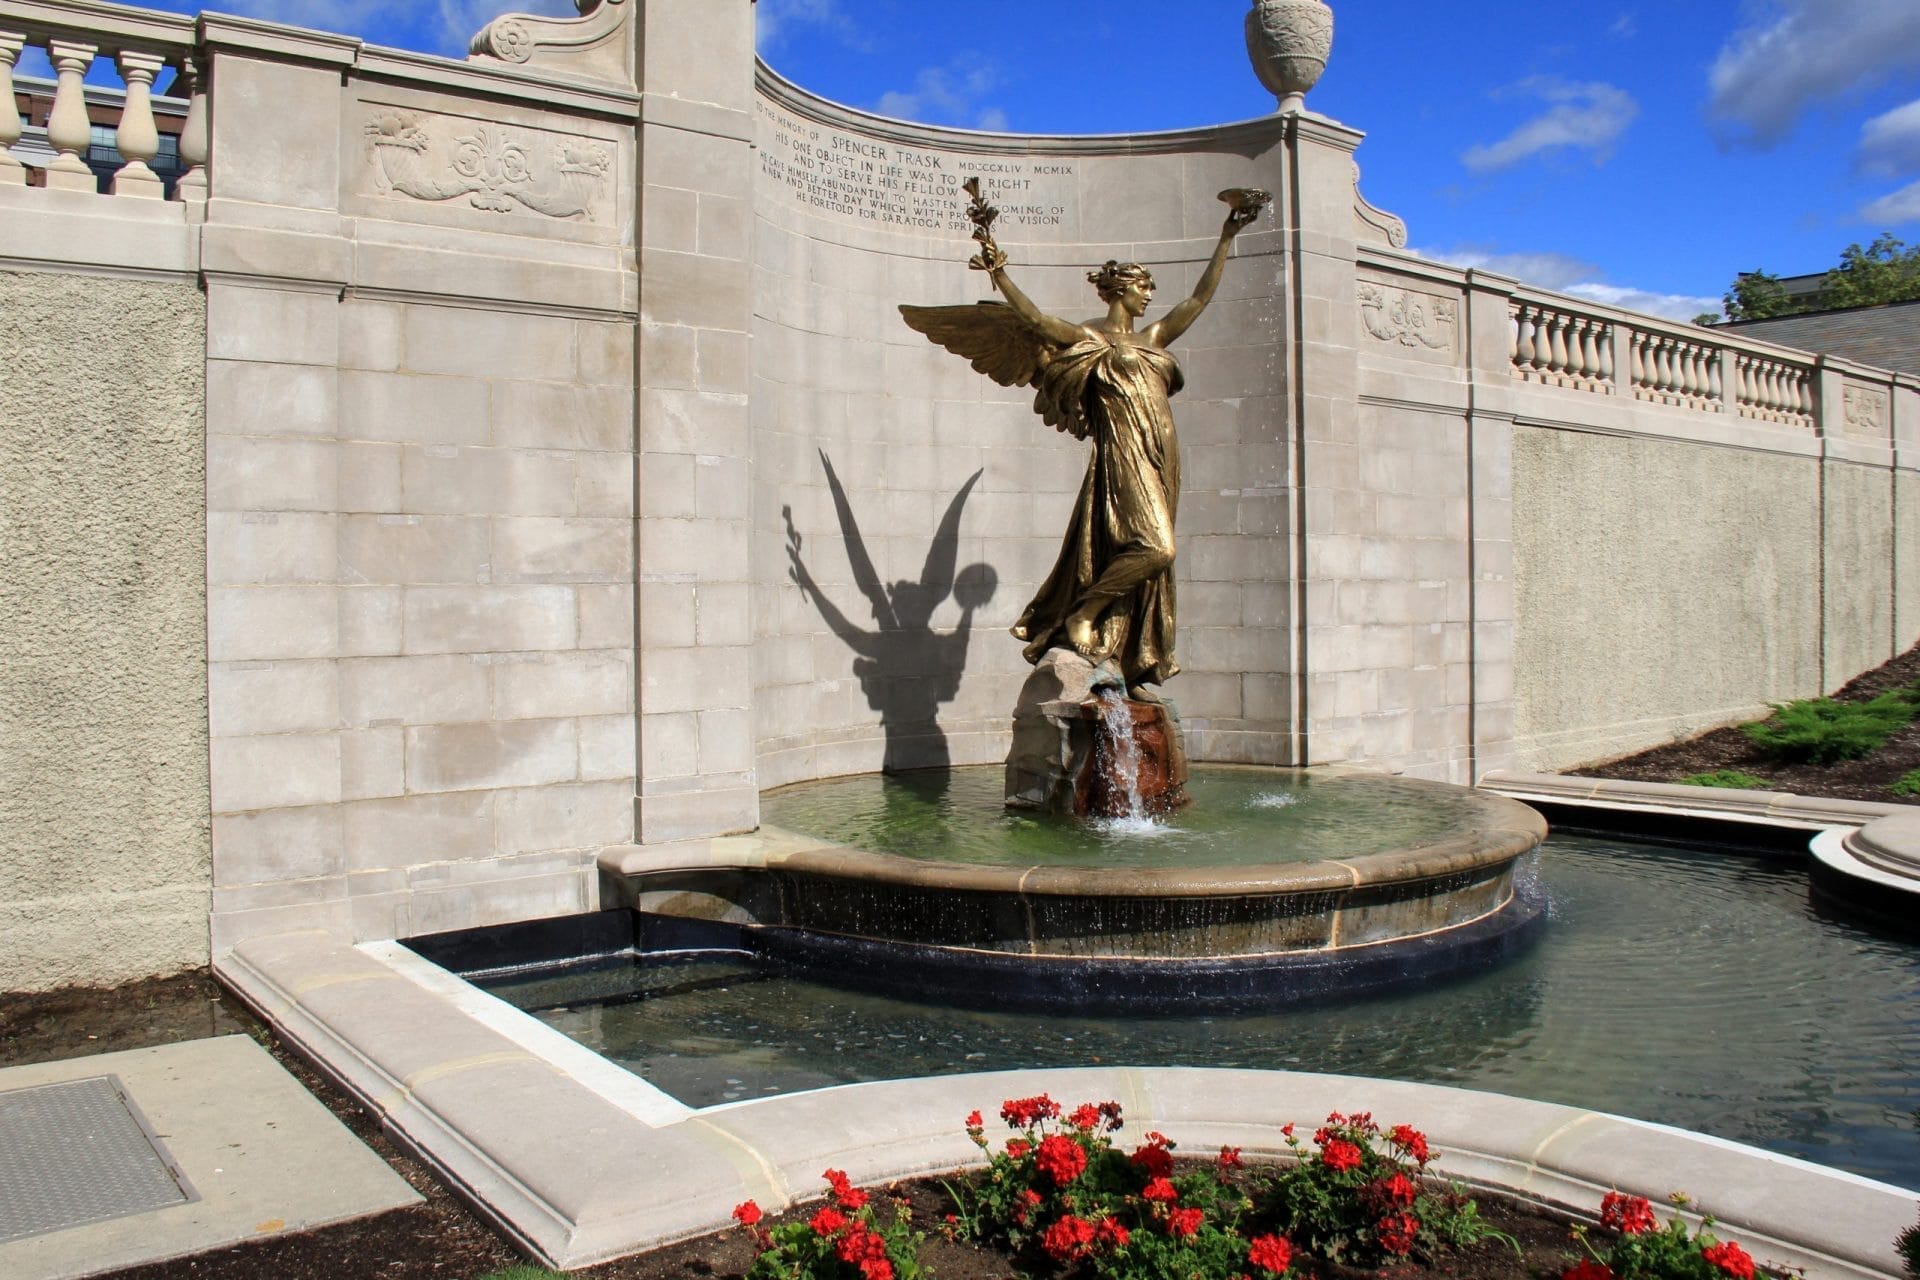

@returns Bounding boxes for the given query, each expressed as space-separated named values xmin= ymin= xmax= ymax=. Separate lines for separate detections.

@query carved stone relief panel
xmin=361 ymin=107 xmax=616 ymax=225
xmin=1357 ymin=279 xmax=1459 ymax=360
xmin=1842 ymin=383 xmax=1891 ymax=441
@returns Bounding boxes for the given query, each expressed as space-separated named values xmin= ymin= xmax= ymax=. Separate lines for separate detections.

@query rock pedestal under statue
xmin=1004 ymin=648 xmax=1190 ymax=818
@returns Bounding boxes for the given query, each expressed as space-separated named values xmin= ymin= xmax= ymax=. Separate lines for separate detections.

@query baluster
xmin=1793 ymin=369 xmax=1811 ymax=420
xmin=0 ymin=32 xmax=23 ymax=185
xmin=1707 ymin=352 xmax=1723 ymax=408
xmin=172 ymin=52 xmax=207 ymax=207
xmin=1764 ymin=363 xmax=1783 ymax=420
xmin=1547 ymin=312 xmax=1570 ymax=383
xmin=111 ymin=51 xmax=165 ymax=197
xmin=1510 ymin=306 xmax=1526 ymax=372
xmin=44 ymin=39 xmax=98 ymax=192
xmin=1629 ymin=332 xmax=1646 ymax=396
xmin=1650 ymin=340 xmax=1670 ymax=402
xmin=1738 ymin=357 xmax=1756 ymax=414
xmin=1598 ymin=322 xmax=1616 ymax=392
xmin=1578 ymin=320 xmax=1600 ymax=387
xmin=1685 ymin=346 xmax=1704 ymax=403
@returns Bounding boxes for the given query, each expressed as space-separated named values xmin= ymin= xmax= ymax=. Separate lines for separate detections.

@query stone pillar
xmin=632 ymin=0 xmax=759 ymax=842
xmin=1463 ymin=272 xmax=1519 ymax=778
xmin=1279 ymin=113 xmax=1367 ymax=770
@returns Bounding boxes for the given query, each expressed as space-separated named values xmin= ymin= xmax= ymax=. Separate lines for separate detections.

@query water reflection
xmin=481 ymin=836 xmax=1920 ymax=1190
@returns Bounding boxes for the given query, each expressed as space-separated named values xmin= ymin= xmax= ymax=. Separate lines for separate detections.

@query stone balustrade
xmin=1509 ymin=290 xmax=1819 ymax=431
xmin=1 ymin=0 xmax=204 ymax=202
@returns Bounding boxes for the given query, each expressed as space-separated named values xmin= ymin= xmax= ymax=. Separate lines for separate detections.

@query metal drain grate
xmin=0 ymin=1075 xmax=193 ymax=1244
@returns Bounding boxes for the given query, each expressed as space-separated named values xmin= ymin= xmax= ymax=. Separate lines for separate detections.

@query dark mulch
xmin=1569 ymin=643 xmax=1920 ymax=804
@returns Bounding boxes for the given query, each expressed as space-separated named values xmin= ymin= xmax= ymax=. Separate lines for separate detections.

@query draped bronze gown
xmin=1012 ymin=332 xmax=1184 ymax=688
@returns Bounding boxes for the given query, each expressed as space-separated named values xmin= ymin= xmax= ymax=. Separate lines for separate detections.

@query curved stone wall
xmin=750 ymin=68 xmax=1295 ymax=788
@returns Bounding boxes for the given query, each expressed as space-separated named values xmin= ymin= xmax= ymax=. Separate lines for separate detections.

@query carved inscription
xmin=1357 ymin=282 xmax=1457 ymax=352
xmin=756 ymin=101 xmax=1074 ymax=233
xmin=1843 ymin=384 xmax=1891 ymax=439
xmin=364 ymin=110 xmax=613 ymax=222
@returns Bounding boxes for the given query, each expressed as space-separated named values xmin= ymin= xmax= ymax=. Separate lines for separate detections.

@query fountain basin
xmin=599 ymin=767 xmax=1549 ymax=1012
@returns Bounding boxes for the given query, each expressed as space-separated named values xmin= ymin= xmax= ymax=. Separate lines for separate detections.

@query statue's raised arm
xmin=898 ymin=180 xmax=1268 ymax=697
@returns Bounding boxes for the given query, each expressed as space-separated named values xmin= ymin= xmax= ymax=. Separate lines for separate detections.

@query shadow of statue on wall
xmin=784 ymin=450 xmax=997 ymax=775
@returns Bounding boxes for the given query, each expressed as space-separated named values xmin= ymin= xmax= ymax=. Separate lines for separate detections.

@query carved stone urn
xmin=1245 ymin=0 xmax=1334 ymax=113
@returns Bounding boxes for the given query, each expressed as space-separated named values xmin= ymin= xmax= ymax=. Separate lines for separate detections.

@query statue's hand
xmin=968 ymin=242 xmax=1009 ymax=273
xmin=1218 ymin=187 xmax=1272 ymax=235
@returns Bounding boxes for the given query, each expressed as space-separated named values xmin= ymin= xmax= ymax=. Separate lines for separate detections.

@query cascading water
xmin=1092 ymin=687 xmax=1150 ymax=826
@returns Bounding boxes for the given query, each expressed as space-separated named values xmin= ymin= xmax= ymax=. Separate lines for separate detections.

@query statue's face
xmin=1119 ymin=278 xmax=1154 ymax=317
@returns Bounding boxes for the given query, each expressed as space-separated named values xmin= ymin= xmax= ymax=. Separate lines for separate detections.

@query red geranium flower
xmin=809 ymin=1206 xmax=848 ymax=1237
xmin=1563 ymin=1261 xmax=1616 ymax=1280
xmin=1249 ymin=1232 xmax=1295 ymax=1275
xmin=1068 ymin=1103 xmax=1102 ymax=1131
xmin=1217 ymin=1145 xmax=1244 ymax=1171
xmin=1600 ymin=1192 xmax=1657 ymax=1235
xmin=1042 ymin=1214 xmax=1097 ymax=1261
xmin=731 ymin=1200 xmax=762 ymax=1227
xmin=1377 ymin=1212 xmax=1418 ymax=1256
xmin=1095 ymin=1216 xmax=1130 ymax=1249
xmin=965 ymin=1109 xmax=983 ymax=1130
xmin=860 ymin=1261 xmax=893 ymax=1280
xmin=1703 ymin=1242 xmax=1755 ymax=1279
xmin=1142 ymin=1176 xmax=1179 ymax=1202
xmin=1365 ymin=1172 xmax=1419 ymax=1209
xmin=1001 ymin=1094 xmax=1062 ymax=1127
xmin=1036 ymin=1134 xmax=1088 ymax=1185
xmin=1389 ymin=1124 xmax=1431 ymax=1164
xmin=1005 ymin=1138 xmax=1031 ymax=1159
xmin=1098 ymin=1100 xmax=1124 ymax=1130
xmin=1320 ymin=1138 xmax=1363 ymax=1172
xmin=1167 ymin=1207 xmax=1205 ymax=1238
xmin=1131 ymin=1135 xmax=1175 ymax=1179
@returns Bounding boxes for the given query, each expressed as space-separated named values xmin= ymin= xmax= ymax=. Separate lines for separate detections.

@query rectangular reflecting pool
xmin=462 ymin=834 xmax=1920 ymax=1191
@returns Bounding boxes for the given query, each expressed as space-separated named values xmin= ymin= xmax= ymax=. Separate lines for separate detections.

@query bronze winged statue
xmin=901 ymin=181 xmax=1269 ymax=698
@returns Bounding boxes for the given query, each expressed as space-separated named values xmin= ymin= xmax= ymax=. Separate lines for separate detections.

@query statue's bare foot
xmin=1128 ymin=682 xmax=1164 ymax=704
xmin=1064 ymin=608 xmax=1102 ymax=657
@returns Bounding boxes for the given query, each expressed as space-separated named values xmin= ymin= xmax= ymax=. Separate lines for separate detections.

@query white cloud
xmin=873 ymin=57 xmax=1008 ymax=132
xmin=756 ymin=0 xmax=861 ymax=53
xmin=1418 ymin=246 xmax=1720 ymax=322
xmin=1460 ymin=77 xmax=1638 ymax=173
xmin=1561 ymin=282 xmax=1724 ymax=323
xmin=1609 ymin=12 xmax=1638 ymax=39
xmin=1857 ymin=99 xmax=1920 ymax=178
xmin=1709 ymin=0 xmax=1920 ymax=146
xmin=1861 ymin=179 xmax=1920 ymax=226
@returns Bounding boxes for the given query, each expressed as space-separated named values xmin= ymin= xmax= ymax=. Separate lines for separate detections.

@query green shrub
xmin=1677 ymin=771 xmax=1771 ymax=790
xmin=1890 ymin=770 xmax=1920 ymax=797
xmin=1740 ymin=693 xmax=1916 ymax=765
xmin=1898 ymin=1213 xmax=1919 ymax=1280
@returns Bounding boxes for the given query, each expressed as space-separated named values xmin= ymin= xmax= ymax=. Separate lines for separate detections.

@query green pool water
xmin=478 ymin=832 xmax=1920 ymax=1191
xmin=755 ymin=765 xmax=1497 ymax=868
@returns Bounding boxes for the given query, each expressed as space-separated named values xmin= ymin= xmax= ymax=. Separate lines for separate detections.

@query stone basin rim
xmin=723 ymin=772 xmax=1550 ymax=899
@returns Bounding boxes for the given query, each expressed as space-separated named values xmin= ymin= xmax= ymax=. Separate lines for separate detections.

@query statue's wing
xmin=898 ymin=301 xmax=1053 ymax=389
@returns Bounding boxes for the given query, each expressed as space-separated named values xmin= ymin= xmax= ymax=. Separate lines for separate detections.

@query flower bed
xmin=729 ymin=1098 xmax=1781 ymax=1280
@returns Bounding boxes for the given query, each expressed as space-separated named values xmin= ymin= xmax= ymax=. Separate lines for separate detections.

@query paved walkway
xmin=0 ymin=1035 xmax=419 ymax=1280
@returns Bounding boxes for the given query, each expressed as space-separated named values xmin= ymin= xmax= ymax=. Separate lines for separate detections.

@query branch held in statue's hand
xmin=963 ymin=177 xmax=1007 ymax=287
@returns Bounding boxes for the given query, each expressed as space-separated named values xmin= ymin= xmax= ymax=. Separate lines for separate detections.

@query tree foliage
xmin=1718 ymin=233 xmax=1920 ymax=321
xmin=1820 ymin=234 xmax=1920 ymax=309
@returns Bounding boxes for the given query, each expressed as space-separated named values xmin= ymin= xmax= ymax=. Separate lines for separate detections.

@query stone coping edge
xmin=1480 ymin=771 xmax=1904 ymax=829
xmin=599 ymin=782 xmax=1547 ymax=899
xmin=216 ymin=931 xmax=1916 ymax=1276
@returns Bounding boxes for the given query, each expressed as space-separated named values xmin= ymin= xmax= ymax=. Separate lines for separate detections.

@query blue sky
xmin=103 ymin=0 xmax=1920 ymax=319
